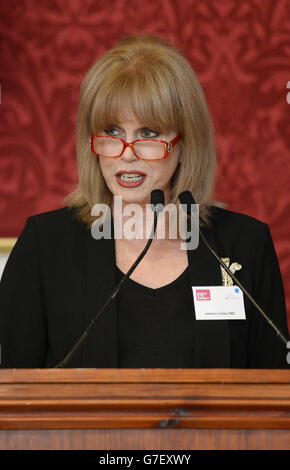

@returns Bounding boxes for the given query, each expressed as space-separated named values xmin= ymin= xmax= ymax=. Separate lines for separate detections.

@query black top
xmin=117 ymin=266 xmax=195 ymax=368
xmin=0 ymin=205 xmax=289 ymax=369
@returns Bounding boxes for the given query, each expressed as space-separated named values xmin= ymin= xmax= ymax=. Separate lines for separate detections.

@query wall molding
xmin=0 ymin=238 xmax=17 ymax=253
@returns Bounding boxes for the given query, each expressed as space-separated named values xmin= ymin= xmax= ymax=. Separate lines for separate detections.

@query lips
xmin=115 ymin=170 xmax=147 ymax=188
xmin=115 ymin=170 xmax=146 ymax=176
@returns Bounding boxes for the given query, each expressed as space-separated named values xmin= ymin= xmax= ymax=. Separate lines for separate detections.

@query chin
xmin=122 ymin=194 xmax=151 ymax=206
xmin=110 ymin=185 xmax=150 ymax=204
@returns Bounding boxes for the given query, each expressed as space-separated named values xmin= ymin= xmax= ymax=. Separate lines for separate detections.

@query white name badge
xmin=192 ymin=286 xmax=246 ymax=320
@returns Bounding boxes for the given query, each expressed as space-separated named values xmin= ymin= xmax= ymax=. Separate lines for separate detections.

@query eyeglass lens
xmin=92 ymin=137 xmax=165 ymax=159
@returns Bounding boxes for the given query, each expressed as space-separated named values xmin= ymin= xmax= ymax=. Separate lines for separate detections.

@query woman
xmin=0 ymin=34 xmax=289 ymax=368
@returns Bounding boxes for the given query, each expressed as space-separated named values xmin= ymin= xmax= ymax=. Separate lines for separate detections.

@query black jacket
xmin=0 ymin=205 xmax=289 ymax=368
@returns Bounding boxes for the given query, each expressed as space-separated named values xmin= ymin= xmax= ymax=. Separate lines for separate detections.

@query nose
xmin=120 ymin=143 xmax=138 ymax=162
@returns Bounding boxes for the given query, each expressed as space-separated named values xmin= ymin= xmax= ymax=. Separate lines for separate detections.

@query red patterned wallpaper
xmin=0 ymin=1 xmax=289 ymax=322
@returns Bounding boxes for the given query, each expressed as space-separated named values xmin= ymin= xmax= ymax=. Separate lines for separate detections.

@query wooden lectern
xmin=0 ymin=369 xmax=289 ymax=450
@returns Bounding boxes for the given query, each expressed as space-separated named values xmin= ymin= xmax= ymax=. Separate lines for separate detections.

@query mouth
xmin=115 ymin=170 xmax=146 ymax=187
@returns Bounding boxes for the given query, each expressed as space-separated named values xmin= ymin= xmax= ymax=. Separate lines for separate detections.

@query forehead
xmin=91 ymin=84 xmax=180 ymax=135
xmin=112 ymin=106 xmax=141 ymax=126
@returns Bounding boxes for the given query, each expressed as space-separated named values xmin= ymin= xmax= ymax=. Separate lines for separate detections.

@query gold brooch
xmin=220 ymin=258 xmax=242 ymax=286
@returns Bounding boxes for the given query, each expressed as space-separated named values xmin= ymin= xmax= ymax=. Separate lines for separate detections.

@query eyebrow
xmin=106 ymin=124 xmax=156 ymax=131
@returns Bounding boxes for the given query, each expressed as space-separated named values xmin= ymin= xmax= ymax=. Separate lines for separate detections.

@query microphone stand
xmin=199 ymin=228 xmax=289 ymax=346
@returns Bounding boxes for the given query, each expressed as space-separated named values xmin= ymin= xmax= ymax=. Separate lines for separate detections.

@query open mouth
xmin=119 ymin=174 xmax=143 ymax=182
xmin=115 ymin=171 xmax=146 ymax=187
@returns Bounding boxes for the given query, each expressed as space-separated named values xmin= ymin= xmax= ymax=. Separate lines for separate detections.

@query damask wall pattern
xmin=0 ymin=0 xmax=289 ymax=323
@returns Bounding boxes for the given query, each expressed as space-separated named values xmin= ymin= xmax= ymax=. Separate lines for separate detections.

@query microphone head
xmin=151 ymin=189 xmax=165 ymax=213
xmin=151 ymin=189 xmax=165 ymax=206
xmin=151 ymin=189 xmax=165 ymax=208
xmin=178 ymin=191 xmax=196 ymax=214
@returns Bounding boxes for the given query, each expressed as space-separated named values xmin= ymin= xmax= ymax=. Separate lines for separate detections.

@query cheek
xmin=153 ymin=157 xmax=180 ymax=183
xmin=99 ymin=158 xmax=113 ymax=181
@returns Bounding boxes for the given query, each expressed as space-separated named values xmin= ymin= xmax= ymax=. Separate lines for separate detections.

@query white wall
xmin=0 ymin=254 xmax=9 ymax=280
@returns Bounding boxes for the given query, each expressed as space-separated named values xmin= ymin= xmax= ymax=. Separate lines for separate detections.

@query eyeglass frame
xmin=90 ymin=134 xmax=181 ymax=161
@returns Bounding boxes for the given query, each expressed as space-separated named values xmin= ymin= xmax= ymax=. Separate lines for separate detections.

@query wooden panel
xmin=0 ymin=368 xmax=289 ymax=383
xmin=0 ymin=429 xmax=290 ymax=450
xmin=0 ymin=369 xmax=289 ymax=431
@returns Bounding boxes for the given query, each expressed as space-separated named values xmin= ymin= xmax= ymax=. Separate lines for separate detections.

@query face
xmin=97 ymin=108 xmax=181 ymax=207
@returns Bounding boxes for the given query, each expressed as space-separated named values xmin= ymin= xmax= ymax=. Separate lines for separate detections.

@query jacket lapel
xmin=187 ymin=224 xmax=231 ymax=368
xmin=82 ymin=217 xmax=119 ymax=367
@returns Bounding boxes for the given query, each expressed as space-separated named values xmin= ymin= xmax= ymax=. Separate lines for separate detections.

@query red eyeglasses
xmin=91 ymin=135 xmax=181 ymax=161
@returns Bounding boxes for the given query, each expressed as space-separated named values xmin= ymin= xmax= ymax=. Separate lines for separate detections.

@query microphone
xmin=151 ymin=189 xmax=165 ymax=213
xmin=54 ymin=189 xmax=165 ymax=368
xmin=178 ymin=190 xmax=289 ymax=346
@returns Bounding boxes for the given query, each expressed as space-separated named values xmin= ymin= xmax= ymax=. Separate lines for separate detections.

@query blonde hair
xmin=64 ymin=33 xmax=217 ymax=227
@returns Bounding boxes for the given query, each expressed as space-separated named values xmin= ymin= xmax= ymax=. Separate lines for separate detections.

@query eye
xmin=141 ymin=128 xmax=159 ymax=139
xmin=105 ymin=126 xmax=121 ymax=137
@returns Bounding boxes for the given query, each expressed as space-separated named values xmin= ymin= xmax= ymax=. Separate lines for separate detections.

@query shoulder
xmin=206 ymin=205 xmax=273 ymax=258
xmin=25 ymin=206 xmax=87 ymax=234
xmin=27 ymin=206 xmax=82 ymax=225
xmin=208 ymin=205 xmax=269 ymax=238
xmin=18 ymin=207 xmax=89 ymax=255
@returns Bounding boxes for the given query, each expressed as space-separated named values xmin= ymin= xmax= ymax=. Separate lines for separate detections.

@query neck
xmin=112 ymin=193 xmax=182 ymax=243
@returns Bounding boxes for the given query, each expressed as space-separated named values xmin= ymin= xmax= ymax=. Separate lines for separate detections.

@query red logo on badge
xmin=196 ymin=289 xmax=211 ymax=301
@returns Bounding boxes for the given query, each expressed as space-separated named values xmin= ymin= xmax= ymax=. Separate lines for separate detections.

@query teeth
xmin=119 ymin=174 xmax=144 ymax=182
